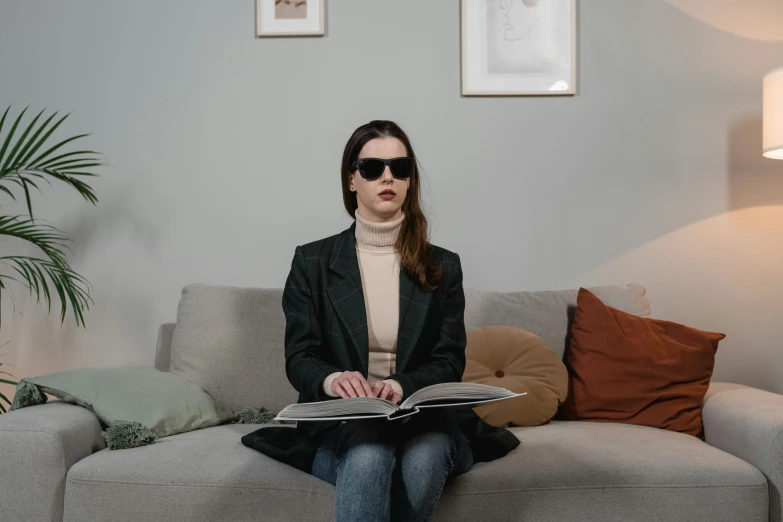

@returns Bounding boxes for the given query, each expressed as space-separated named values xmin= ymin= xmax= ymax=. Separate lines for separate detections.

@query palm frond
xmin=0 ymin=216 xmax=74 ymax=262
xmin=0 ymin=185 xmax=15 ymax=200
xmin=0 ymin=107 xmax=27 ymax=173
xmin=0 ymin=106 xmax=101 ymax=330
xmin=0 ymin=108 xmax=102 ymax=220
xmin=0 ymin=216 xmax=93 ymax=327
xmin=0 ymin=109 xmax=44 ymax=175
xmin=0 ymin=256 xmax=92 ymax=327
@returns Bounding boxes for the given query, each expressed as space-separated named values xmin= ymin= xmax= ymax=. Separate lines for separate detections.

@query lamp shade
xmin=764 ymin=67 xmax=783 ymax=160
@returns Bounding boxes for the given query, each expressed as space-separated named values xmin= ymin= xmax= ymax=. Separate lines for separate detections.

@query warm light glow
xmin=763 ymin=67 xmax=783 ymax=160
xmin=665 ymin=0 xmax=783 ymax=42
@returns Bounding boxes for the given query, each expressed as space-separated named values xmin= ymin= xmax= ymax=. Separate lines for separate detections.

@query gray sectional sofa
xmin=1 ymin=283 xmax=782 ymax=521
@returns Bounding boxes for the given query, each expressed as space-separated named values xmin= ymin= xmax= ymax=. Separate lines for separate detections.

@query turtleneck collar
xmin=354 ymin=211 xmax=404 ymax=254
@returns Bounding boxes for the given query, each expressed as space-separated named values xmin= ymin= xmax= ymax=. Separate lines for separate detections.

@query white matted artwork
xmin=461 ymin=0 xmax=577 ymax=96
xmin=256 ymin=0 xmax=325 ymax=37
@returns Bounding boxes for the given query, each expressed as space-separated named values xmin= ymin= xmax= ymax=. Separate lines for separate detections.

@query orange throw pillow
xmin=559 ymin=288 xmax=724 ymax=439
xmin=464 ymin=326 xmax=568 ymax=427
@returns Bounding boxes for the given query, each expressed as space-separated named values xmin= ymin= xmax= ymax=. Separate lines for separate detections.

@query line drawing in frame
xmin=461 ymin=0 xmax=578 ymax=96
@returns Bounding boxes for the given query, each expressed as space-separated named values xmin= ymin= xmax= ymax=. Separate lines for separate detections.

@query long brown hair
xmin=341 ymin=120 xmax=443 ymax=291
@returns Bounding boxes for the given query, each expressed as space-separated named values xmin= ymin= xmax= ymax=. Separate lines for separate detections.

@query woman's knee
xmin=340 ymin=441 xmax=397 ymax=475
xmin=402 ymin=430 xmax=457 ymax=471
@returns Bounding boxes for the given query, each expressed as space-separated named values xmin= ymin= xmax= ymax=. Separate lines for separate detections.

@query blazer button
xmin=495 ymin=370 xmax=504 ymax=378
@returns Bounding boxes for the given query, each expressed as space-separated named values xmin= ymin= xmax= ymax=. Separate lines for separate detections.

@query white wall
xmin=1 ymin=0 xmax=783 ymax=400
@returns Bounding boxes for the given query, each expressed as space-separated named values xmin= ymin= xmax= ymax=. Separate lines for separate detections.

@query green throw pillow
xmin=9 ymin=366 xmax=277 ymax=449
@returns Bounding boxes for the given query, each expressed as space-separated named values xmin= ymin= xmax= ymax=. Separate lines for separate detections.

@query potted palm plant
xmin=0 ymin=106 xmax=102 ymax=412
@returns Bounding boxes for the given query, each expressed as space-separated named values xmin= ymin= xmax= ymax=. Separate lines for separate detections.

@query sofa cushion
xmin=463 ymin=326 xmax=567 ymax=427
xmin=559 ymin=288 xmax=724 ymax=439
xmin=13 ymin=366 xmax=235 ymax=445
xmin=436 ymin=421 xmax=768 ymax=522
xmin=464 ymin=283 xmax=651 ymax=360
xmin=64 ymin=421 xmax=767 ymax=522
xmin=64 ymin=424 xmax=333 ymax=521
xmin=169 ymin=284 xmax=296 ymax=413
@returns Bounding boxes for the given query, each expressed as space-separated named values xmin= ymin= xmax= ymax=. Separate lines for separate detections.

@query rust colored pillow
xmin=463 ymin=326 xmax=568 ymax=427
xmin=559 ymin=288 xmax=724 ymax=438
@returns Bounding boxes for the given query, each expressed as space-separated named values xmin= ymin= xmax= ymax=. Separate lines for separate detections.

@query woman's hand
xmin=371 ymin=381 xmax=400 ymax=404
xmin=330 ymin=371 xmax=374 ymax=398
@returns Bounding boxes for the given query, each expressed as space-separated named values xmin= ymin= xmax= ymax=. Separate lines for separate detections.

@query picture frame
xmin=461 ymin=0 xmax=577 ymax=96
xmin=256 ymin=0 xmax=325 ymax=37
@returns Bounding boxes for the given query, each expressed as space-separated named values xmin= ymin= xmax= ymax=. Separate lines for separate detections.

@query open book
xmin=274 ymin=382 xmax=527 ymax=422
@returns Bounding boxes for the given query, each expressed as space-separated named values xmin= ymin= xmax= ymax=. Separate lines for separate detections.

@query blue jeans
xmin=311 ymin=409 xmax=473 ymax=522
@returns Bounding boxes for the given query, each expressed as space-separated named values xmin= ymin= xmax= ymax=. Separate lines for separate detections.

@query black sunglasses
xmin=350 ymin=157 xmax=414 ymax=180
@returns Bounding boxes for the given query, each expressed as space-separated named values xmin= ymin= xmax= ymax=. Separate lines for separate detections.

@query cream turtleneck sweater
xmin=322 ymin=211 xmax=405 ymax=402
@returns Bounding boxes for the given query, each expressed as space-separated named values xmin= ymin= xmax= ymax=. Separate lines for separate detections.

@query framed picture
xmin=256 ymin=0 xmax=325 ymax=37
xmin=461 ymin=0 xmax=577 ymax=96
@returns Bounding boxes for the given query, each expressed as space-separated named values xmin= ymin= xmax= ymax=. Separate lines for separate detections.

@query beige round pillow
xmin=463 ymin=325 xmax=568 ymax=427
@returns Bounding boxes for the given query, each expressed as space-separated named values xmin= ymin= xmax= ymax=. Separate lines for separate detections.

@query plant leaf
xmin=25 ymin=133 xmax=89 ymax=171
xmin=0 ymin=108 xmax=42 ymax=176
xmin=32 ymin=149 xmax=99 ymax=169
xmin=0 ymin=107 xmax=9 ymax=147
xmin=17 ymin=112 xmax=70 ymax=170
xmin=0 ymin=107 xmax=100 ymax=329
xmin=36 ymin=161 xmax=102 ymax=171
xmin=31 ymin=261 xmax=51 ymax=307
xmin=0 ymin=107 xmax=28 ymax=173
xmin=0 ymin=255 xmax=92 ymax=328
xmin=0 ymin=185 xmax=16 ymax=200
xmin=10 ymin=259 xmax=38 ymax=298
xmin=20 ymin=177 xmax=34 ymax=220
xmin=38 ymin=170 xmax=98 ymax=204
xmin=15 ymin=111 xmax=59 ymax=167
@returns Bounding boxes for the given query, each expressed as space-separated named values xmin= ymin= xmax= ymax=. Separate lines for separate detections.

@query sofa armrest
xmin=0 ymin=401 xmax=105 ymax=521
xmin=703 ymin=381 xmax=783 ymax=521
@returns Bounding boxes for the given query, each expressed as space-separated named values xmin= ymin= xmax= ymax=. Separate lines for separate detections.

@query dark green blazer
xmin=241 ymin=222 xmax=520 ymax=473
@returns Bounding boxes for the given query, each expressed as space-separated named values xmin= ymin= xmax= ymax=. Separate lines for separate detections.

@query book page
xmin=401 ymin=382 xmax=522 ymax=410
xmin=275 ymin=396 xmax=398 ymax=421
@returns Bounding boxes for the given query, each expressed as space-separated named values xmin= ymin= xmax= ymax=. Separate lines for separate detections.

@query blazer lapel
xmin=326 ymin=221 xmax=434 ymax=376
xmin=326 ymin=223 xmax=370 ymax=374
xmin=395 ymin=263 xmax=433 ymax=373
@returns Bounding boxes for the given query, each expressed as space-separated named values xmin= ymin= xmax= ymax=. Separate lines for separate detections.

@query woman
xmin=241 ymin=120 xmax=519 ymax=521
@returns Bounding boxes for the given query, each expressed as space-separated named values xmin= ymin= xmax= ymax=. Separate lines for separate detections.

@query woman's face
xmin=349 ymin=137 xmax=410 ymax=223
